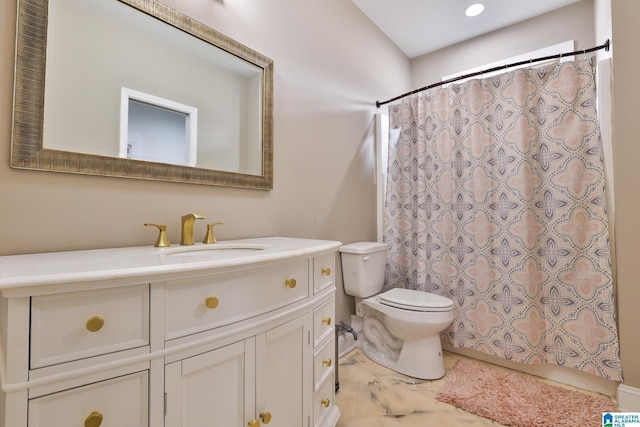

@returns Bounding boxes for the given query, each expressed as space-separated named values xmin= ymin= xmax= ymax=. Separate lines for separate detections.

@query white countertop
xmin=0 ymin=237 xmax=342 ymax=293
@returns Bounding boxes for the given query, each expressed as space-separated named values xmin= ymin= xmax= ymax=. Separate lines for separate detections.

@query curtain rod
xmin=376 ymin=39 xmax=610 ymax=108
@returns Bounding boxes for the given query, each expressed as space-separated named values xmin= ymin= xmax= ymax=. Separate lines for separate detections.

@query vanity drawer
xmin=313 ymin=371 xmax=335 ymax=427
xmin=28 ymin=370 xmax=148 ymax=427
xmin=165 ymin=261 xmax=309 ymax=340
xmin=313 ymin=254 xmax=335 ymax=294
xmin=313 ymin=297 xmax=335 ymax=348
xmin=313 ymin=336 xmax=335 ymax=391
xmin=30 ymin=285 xmax=150 ymax=369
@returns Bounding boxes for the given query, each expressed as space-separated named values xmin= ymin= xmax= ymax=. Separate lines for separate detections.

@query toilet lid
xmin=378 ymin=288 xmax=453 ymax=312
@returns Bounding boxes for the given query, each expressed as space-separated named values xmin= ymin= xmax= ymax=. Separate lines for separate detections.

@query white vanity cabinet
xmin=0 ymin=237 xmax=341 ymax=427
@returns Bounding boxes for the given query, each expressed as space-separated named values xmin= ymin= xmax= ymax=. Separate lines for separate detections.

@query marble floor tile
xmin=335 ymin=347 xmax=617 ymax=426
xmin=335 ymin=348 xmax=505 ymax=426
xmin=335 ymin=348 xmax=615 ymax=426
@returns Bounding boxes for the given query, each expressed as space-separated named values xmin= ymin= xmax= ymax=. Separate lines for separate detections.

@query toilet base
xmin=362 ymin=334 xmax=446 ymax=380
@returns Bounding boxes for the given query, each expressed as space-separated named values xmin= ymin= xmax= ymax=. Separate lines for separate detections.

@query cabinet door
xmin=165 ymin=340 xmax=251 ymax=427
xmin=255 ymin=314 xmax=311 ymax=427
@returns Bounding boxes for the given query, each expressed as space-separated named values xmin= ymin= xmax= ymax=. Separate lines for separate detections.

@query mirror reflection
xmin=12 ymin=0 xmax=273 ymax=188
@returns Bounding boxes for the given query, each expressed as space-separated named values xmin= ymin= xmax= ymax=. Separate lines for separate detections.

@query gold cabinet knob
xmin=322 ymin=317 xmax=331 ymax=326
xmin=247 ymin=420 xmax=260 ymax=427
xmin=260 ymin=412 xmax=272 ymax=424
xmin=85 ymin=316 xmax=104 ymax=333
xmin=321 ymin=267 xmax=331 ymax=276
xmin=322 ymin=358 xmax=332 ymax=367
xmin=285 ymin=278 xmax=296 ymax=288
xmin=321 ymin=398 xmax=331 ymax=408
xmin=205 ymin=296 xmax=219 ymax=309
xmin=84 ymin=411 xmax=103 ymax=427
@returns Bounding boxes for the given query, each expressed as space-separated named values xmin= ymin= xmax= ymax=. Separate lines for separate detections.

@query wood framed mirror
xmin=11 ymin=0 xmax=274 ymax=189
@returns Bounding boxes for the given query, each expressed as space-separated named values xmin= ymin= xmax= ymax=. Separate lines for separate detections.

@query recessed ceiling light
xmin=465 ymin=3 xmax=485 ymax=17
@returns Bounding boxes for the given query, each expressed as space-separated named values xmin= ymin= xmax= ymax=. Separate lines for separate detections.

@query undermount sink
xmin=165 ymin=243 xmax=267 ymax=257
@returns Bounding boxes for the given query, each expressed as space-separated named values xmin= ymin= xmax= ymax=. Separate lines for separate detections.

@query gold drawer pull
xmin=247 ymin=420 xmax=260 ymax=427
xmin=285 ymin=278 xmax=297 ymax=288
xmin=84 ymin=411 xmax=103 ymax=427
xmin=322 ymin=317 xmax=331 ymax=326
xmin=260 ymin=411 xmax=272 ymax=424
xmin=85 ymin=316 xmax=104 ymax=333
xmin=321 ymin=398 xmax=331 ymax=408
xmin=205 ymin=297 xmax=219 ymax=309
xmin=322 ymin=358 xmax=332 ymax=367
xmin=321 ymin=267 xmax=331 ymax=276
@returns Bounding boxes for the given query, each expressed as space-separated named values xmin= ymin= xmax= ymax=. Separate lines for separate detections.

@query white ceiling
xmin=351 ymin=0 xmax=583 ymax=58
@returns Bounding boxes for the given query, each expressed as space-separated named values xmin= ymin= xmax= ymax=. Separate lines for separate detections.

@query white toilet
xmin=340 ymin=242 xmax=454 ymax=379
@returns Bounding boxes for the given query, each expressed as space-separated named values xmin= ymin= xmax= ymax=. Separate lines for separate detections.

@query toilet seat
xmin=378 ymin=288 xmax=453 ymax=312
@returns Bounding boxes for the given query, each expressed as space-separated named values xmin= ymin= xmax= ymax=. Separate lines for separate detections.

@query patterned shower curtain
xmin=383 ymin=59 xmax=622 ymax=381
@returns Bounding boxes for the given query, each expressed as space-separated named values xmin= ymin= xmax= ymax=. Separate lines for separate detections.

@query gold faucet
xmin=180 ymin=213 xmax=205 ymax=245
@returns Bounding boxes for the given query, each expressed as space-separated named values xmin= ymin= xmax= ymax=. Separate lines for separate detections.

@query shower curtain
xmin=383 ymin=59 xmax=622 ymax=381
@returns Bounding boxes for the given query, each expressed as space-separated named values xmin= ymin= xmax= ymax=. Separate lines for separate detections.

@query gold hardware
xmin=285 ymin=278 xmax=297 ymax=288
xmin=205 ymin=297 xmax=219 ymax=309
xmin=86 ymin=316 xmax=105 ymax=333
xmin=144 ymin=223 xmax=170 ymax=247
xmin=322 ymin=358 xmax=332 ymax=367
xmin=321 ymin=398 xmax=331 ymax=408
xmin=180 ymin=213 xmax=205 ymax=245
xmin=247 ymin=420 xmax=260 ymax=427
xmin=321 ymin=267 xmax=331 ymax=276
xmin=202 ymin=221 xmax=224 ymax=244
xmin=84 ymin=411 xmax=103 ymax=427
xmin=322 ymin=317 xmax=331 ymax=326
xmin=260 ymin=412 xmax=272 ymax=424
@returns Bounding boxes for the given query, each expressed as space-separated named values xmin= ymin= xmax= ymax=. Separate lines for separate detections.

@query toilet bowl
xmin=340 ymin=242 xmax=454 ymax=379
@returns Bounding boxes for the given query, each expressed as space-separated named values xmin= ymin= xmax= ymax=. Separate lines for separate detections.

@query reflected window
xmin=120 ymin=88 xmax=197 ymax=166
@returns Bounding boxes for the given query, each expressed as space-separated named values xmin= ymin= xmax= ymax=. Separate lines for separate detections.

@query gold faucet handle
xmin=202 ymin=221 xmax=224 ymax=244
xmin=145 ymin=223 xmax=170 ymax=247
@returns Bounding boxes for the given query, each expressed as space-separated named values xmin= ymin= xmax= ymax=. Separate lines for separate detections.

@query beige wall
xmin=0 ymin=0 xmax=410 ymax=326
xmin=611 ymin=0 xmax=640 ymax=391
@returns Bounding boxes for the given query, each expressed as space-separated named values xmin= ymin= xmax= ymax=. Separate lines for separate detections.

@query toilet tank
xmin=339 ymin=242 xmax=388 ymax=298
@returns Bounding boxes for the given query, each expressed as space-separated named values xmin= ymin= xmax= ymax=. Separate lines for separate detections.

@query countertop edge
xmin=0 ymin=237 xmax=343 ymax=296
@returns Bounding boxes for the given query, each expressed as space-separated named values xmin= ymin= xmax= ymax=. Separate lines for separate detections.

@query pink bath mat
xmin=435 ymin=359 xmax=618 ymax=426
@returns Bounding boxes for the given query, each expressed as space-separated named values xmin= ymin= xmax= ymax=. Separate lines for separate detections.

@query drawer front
xmin=28 ymin=370 xmax=148 ymax=427
xmin=313 ymin=337 xmax=335 ymax=391
xmin=313 ymin=254 xmax=335 ymax=294
xmin=165 ymin=260 xmax=309 ymax=340
xmin=313 ymin=371 xmax=335 ymax=427
xmin=313 ymin=297 xmax=335 ymax=348
xmin=30 ymin=285 xmax=150 ymax=369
